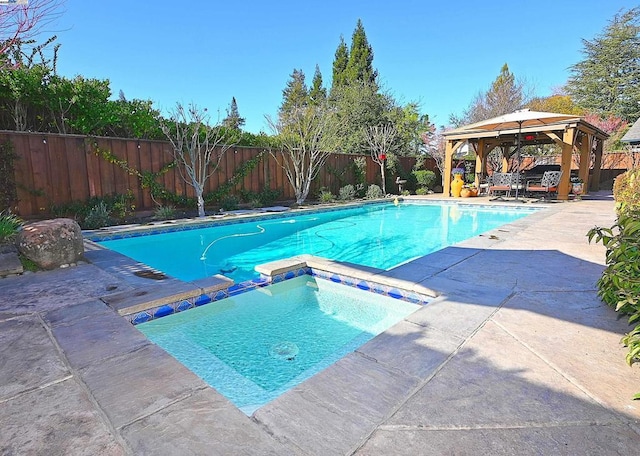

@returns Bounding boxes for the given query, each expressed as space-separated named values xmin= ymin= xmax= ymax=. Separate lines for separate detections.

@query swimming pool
xmin=96 ymin=201 xmax=537 ymax=283
xmin=137 ymin=274 xmax=420 ymax=414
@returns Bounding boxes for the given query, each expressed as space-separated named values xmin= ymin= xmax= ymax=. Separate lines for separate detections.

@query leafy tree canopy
xmin=0 ymin=36 xmax=164 ymax=138
xmin=386 ymin=103 xmax=432 ymax=155
xmin=329 ymin=81 xmax=391 ymax=154
xmin=567 ymin=7 xmax=640 ymax=122
xmin=526 ymin=94 xmax=584 ymax=115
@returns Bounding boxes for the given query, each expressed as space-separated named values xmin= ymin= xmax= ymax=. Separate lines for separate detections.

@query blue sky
xmin=51 ymin=0 xmax=636 ymax=133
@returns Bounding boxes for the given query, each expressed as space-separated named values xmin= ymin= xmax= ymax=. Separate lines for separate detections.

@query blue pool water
xmin=99 ymin=202 xmax=536 ymax=283
xmin=137 ymin=275 xmax=420 ymax=414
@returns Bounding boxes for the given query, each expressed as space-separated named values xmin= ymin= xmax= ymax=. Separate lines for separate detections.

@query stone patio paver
xmin=44 ymin=300 xmax=151 ymax=369
xmin=0 ymin=378 xmax=125 ymax=455
xmin=254 ymin=352 xmax=420 ymax=455
xmin=357 ymin=425 xmax=640 ymax=455
xmin=121 ymin=388 xmax=298 ymax=455
xmin=0 ymin=315 xmax=70 ymax=401
xmin=386 ymin=320 xmax=622 ymax=428
xmin=78 ymin=343 xmax=210 ymax=430
xmin=494 ymin=290 xmax=640 ymax=418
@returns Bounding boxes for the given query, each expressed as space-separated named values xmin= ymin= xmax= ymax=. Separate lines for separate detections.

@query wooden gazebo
xmin=442 ymin=110 xmax=610 ymax=200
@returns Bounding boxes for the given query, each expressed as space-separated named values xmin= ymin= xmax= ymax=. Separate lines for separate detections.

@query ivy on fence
xmin=91 ymin=141 xmax=265 ymax=208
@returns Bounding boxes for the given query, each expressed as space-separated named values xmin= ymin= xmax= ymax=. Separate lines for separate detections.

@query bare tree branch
xmin=421 ymin=123 xmax=446 ymax=184
xmin=365 ymin=124 xmax=398 ymax=194
xmin=267 ymin=103 xmax=339 ymax=204
xmin=161 ymin=103 xmax=234 ymax=217
xmin=0 ymin=0 xmax=64 ymax=61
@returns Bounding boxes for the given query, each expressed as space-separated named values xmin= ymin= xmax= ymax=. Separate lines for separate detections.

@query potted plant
xmin=571 ymin=177 xmax=584 ymax=198
xmin=460 ymin=184 xmax=478 ymax=197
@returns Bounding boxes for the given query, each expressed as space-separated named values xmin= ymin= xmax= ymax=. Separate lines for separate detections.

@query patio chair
xmin=489 ymin=173 xmax=513 ymax=200
xmin=526 ymin=171 xmax=562 ymax=201
xmin=477 ymin=173 xmax=491 ymax=196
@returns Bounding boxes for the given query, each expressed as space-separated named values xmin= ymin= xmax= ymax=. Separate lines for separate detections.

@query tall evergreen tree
xmin=309 ymin=64 xmax=326 ymax=105
xmin=484 ymin=64 xmax=525 ymax=117
xmin=279 ymin=69 xmax=308 ymax=119
xmin=566 ymin=7 xmax=640 ymax=122
xmin=451 ymin=63 xmax=529 ymax=126
xmin=326 ymin=20 xmax=427 ymax=156
xmin=332 ymin=36 xmax=349 ymax=88
xmin=222 ymin=96 xmax=245 ymax=130
xmin=344 ymin=19 xmax=377 ymax=87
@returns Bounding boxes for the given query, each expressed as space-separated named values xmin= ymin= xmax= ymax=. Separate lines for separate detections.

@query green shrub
xmin=366 ymin=184 xmax=383 ymax=199
xmin=613 ymin=168 xmax=640 ymax=215
xmin=353 ymin=157 xmax=367 ymax=197
xmin=0 ymin=210 xmax=22 ymax=243
xmin=318 ymin=189 xmax=334 ymax=203
xmin=415 ymin=187 xmax=430 ymax=195
xmin=153 ymin=205 xmax=176 ymax=220
xmin=220 ymin=195 xmax=239 ymax=211
xmin=109 ymin=191 xmax=136 ymax=220
xmin=51 ymin=192 xmax=135 ymax=222
xmin=338 ymin=184 xmax=356 ymax=201
xmin=589 ymin=175 xmax=640 ymax=398
xmin=82 ymin=202 xmax=111 ymax=229
xmin=239 ymin=187 xmax=282 ymax=208
xmin=256 ymin=187 xmax=282 ymax=206
xmin=18 ymin=254 xmax=39 ymax=272
xmin=401 ymin=189 xmax=411 ymax=196
xmin=413 ymin=170 xmax=436 ymax=190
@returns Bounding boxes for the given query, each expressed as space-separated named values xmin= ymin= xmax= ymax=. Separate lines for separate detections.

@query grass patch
xmin=18 ymin=254 xmax=39 ymax=272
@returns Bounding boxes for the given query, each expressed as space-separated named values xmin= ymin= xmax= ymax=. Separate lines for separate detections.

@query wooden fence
xmin=1 ymin=131 xmax=423 ymax=217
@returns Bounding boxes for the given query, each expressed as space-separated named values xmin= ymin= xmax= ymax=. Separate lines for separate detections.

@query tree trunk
xmin=381 ymin=163 xmax=386 ymax=194
xmin=196 ymin=192 xmax=205 ymax=217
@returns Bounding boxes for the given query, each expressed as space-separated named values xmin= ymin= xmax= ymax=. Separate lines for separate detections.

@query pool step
xmin=102 ymin=275 xmax=234 ymax=319
xmin=256 ymin=254 xmax=437 ymax=305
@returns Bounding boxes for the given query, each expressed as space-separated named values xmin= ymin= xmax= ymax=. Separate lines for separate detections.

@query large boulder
xmin=16 ymin=218 xmax=84 ymax=269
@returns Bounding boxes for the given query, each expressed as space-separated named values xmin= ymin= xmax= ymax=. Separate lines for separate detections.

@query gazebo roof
xmin=444 ymin=110 xmax=609 ymax=143
xmin=621 ymin=117 xmax=640 ymax=144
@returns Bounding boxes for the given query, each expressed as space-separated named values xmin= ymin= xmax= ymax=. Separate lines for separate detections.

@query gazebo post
xmin=474 ymin=139 xmax=486 ymax=188
xmin=591 ymin=138 xmax=604 ymax=192
xmin=443 ymin=139 xmax=454 ymax=197
xmin=558 ymin=128 xmax=575 ymax=200
xmin=578 ymin=131 xmax=591 ymax=193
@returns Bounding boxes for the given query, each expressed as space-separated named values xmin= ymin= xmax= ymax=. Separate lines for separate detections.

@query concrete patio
xmin=1 ymin=192 xmax=639 ymax=455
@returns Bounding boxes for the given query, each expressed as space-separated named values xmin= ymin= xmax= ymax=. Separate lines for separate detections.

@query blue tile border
xmin=125 ymin=278 xmax=272 ymax=325
xmin=89 ymin=198 xmax=535 ymax=243
xmin=127 ymin=266 xmax=432 ymax=325
xmin=85 ymin=200 xmax=392 ymax=242
xmin=308 ymin=269 xmax=433 ymax=305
